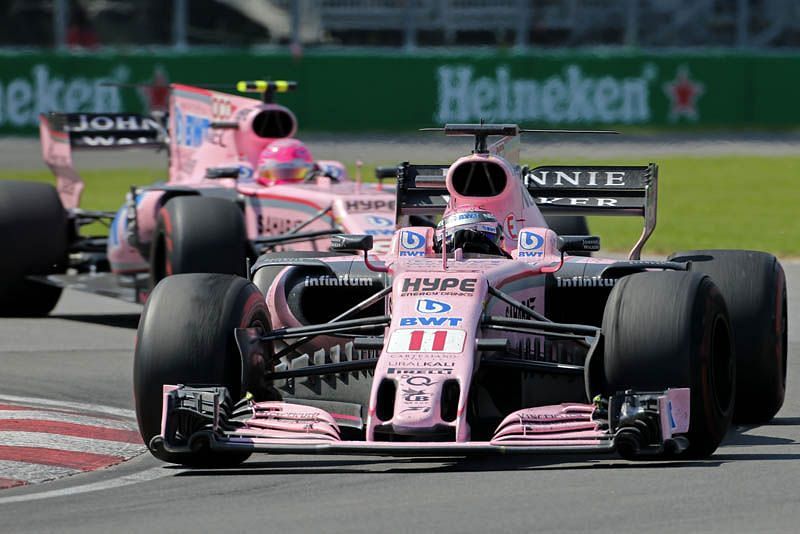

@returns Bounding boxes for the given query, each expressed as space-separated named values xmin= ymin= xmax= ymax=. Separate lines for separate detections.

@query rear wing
xmin=39 ymin=112 xmax=165 ymax=209
xmin=394 ymin=162 xmax=658 ymax=260
xmin=524 ymin=164 xmax=657 ymax=259
xmin=394 ymin=162 xmax=450 ymax=218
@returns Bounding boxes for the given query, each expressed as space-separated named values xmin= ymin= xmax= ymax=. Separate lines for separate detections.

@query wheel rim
xmin=241 ymin=313 xmax=274 ymax=401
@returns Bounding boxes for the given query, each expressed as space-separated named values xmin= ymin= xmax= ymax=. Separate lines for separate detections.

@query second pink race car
xmin=0 ymin=80 xmax=397 ymax=314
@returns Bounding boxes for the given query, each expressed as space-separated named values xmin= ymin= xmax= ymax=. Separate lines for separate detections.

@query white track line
xmin=0 ymin=394 xmax=135 ymax=420
xmin=0 ymin=410 xmax=137 ymax=431
xmin=0 ymin=461 xmax=79 ymax=484
xmin=0 ymin=432 xmax=143 ymax=458
xmin=0 ymin=466 xmax=178 ymax=506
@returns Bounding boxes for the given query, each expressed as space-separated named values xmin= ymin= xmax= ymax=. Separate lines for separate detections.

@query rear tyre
xmin=602 ymin=272 xmax=735 ymax=458
xmin=134 ymin=273 xmax=272 ymax=466
xmin=669 ymin=249 xmax=788 ymax=423
xmin=0 ymin=180 xmax=67 ymax=316
xmin=150 ymin=196 xmax=248 ymax=286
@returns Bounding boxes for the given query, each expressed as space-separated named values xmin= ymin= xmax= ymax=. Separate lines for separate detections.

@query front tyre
xmin=602 ymin=272 xmax=735 ymax=458
xmin=134 ymin=273 xmax=271 ymax=466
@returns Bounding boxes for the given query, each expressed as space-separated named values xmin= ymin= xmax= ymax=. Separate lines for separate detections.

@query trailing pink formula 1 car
xmin=0 ymin=81 xmax=398 ymax=314
xmin=135 ymin=124 xmax=787 ymax=464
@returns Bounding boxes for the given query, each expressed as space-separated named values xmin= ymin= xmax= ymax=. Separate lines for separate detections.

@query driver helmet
xmin=434 ymin=207 xmax=503 ymax=251
xmin=256 ymin=139 xmax=314 ymax=185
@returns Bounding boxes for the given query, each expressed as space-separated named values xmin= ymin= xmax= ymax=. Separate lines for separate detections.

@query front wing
xmin=152 ymin=385 xmax=691 ymax=458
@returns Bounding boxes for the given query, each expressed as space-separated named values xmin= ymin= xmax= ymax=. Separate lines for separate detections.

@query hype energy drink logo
xmin=435 ymin=65 xmax=657 ymax=125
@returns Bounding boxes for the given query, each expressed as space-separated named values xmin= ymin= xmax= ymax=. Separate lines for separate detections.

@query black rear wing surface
xmin=394 ymin=162 xmax=450 ymax=218
xmin=39 ymin=112 xmax=166 ymax=209
xmin=394 ymin=162 xmax=658 ymax=260
xmin=524 ymin=164 xmax=658 ymax=259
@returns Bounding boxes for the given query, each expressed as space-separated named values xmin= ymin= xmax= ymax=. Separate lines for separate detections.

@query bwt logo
xmin=401 ymin=230 xmax=425 ymax=249
xmin=518 ymin=231 xmax=544 ymax=258
xmin=174 ymin=107 xmax=210 ymax=148
xmin=238 ymin=165 xmax=254 ymax=181
xmin=399 ymin=230 xmax=426 ymax=256
xmin=367 ymin=215 xmax=393 ymax=227
xmin=416 ymin=299 xmax=451 ymax=314
xmin=400 ymin=316 xmax=463 ymax=327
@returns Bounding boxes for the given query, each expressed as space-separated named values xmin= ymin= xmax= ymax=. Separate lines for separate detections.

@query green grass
xmin=577 ymin=156 xmax=800 ymax=257
xmin=3 ymin=155 xmax=798 ymax=256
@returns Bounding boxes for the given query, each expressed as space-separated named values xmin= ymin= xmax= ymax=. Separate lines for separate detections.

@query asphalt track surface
xmin=0 ymin=262 xmax=796 ymax=534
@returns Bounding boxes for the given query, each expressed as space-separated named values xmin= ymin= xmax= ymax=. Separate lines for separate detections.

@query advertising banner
xmin=0 ymin=50 xmax=797 ymax=134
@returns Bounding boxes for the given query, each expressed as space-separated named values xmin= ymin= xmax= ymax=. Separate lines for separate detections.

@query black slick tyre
xmin=602 ymin=271 xmax=735 ymax=458
xmin=134 ymin=273 xmax=271 ymax=466
xmin=0 ymin=180 xmax=67 ymax=316
xmin=669 ymin=249 xmax=788 ymax=423
xmin=150 ymin=196 xmax=248 ymax=286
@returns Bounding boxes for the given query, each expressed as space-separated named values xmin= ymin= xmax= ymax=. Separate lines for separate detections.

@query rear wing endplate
xmin=39 ymin=112 xmax=166 ymax=209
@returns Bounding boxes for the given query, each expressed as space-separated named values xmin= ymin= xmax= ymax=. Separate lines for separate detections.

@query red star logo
xmin=663 ymin=66 xmax=704 ymax=121
xmin=139 ymin=66 xmax=170 ymax=113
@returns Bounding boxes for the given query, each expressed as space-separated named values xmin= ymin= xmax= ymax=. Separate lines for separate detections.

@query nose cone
xmin=390 ymin=374 xmax=444 ymax=431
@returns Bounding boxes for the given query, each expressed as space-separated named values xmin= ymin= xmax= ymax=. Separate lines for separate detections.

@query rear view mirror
xmin=331 ymin=234 xmax=374 ymax=253
xmin=374 ymin=166 xmax=396 ymax=184
xmin=206 ymin=166 xmax=240 ymax=179
xmin=558 ymin=235 xmax=601 ymax=254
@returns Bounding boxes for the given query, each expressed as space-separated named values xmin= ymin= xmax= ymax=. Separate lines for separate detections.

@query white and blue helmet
xmin=435 ymin=208 xmax=503 ymax=250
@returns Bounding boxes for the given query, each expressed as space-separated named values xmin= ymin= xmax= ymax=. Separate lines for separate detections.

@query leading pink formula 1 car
xmin=134 ymin=124 xmax=787 ymax=465
xmin=0 ymin=81 xmax=398 ymax=314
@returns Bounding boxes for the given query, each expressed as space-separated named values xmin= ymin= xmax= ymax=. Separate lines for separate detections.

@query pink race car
xmin=135 ymin=123 xmax=787 ymax=464
xmin=0 ymin=81 xmax=396 ymax=314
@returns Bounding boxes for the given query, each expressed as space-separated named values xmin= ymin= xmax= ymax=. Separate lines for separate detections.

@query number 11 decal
xmin=388 ymin=329 xmax=466 ymax=353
